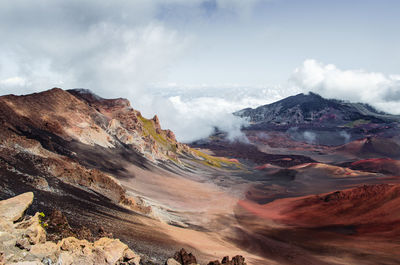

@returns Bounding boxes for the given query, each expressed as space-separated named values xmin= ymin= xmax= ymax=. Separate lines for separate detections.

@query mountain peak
xmin=67 ymin=88 xmax=131 ymax=108
xmin=68 ymin=88 xmax=104 ymax=101
xmin=235 ymin=92 xmax=399 ymax=129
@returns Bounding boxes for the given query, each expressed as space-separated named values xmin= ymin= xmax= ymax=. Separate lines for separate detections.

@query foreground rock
xmin=0 ymin=194 xmax=248 ymax=265
xmin=165 ymin=249 xmax=247 ymax=265
xmin=207 ymin=256 xmax=247 ymax=265
xmin=0 ymin=193 xmax=140 ymax=265
xmin=0 ymin=192 xmax=33 ymax=222
xmin=173 ymin=248 xmax=198 ymax=265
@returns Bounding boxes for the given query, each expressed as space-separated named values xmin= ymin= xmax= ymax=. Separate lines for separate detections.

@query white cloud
xmin=2 ymin=1 xmax=399 ymax=144
xmin=291 ymin=59 xmax=400 ymax=114
xmin=162 ymin=96 xmax=249 ymax=142
xmin=140 ymin=84 xmax=299 ymax=142
xmin=303 ymin=131 xmax=316 ymax=144
xmin=0 ymin=0 xmax=272 ymax=142
xmin=0 ymin=77 xmax=26 ymax=87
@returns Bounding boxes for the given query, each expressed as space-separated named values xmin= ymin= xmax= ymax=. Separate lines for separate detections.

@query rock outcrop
xmin=165 ymin=249 xmax=247 ymax=265
xmin=67 ymin=88 xmax=189 ymax=162
xmin=0 ymin=194 xmax=248 ymax=265
xmin=207 ymin=256 xmax=246 ymax=265
xmin=172 ymin=248 xmax=197 ymax=265
xmin=44 ymin=209 xmax=113 ymax=243
xmin=0 ymin=193 xmax=141 ymax=265
xmin=0 ymin=192 xmax=33 ymax=222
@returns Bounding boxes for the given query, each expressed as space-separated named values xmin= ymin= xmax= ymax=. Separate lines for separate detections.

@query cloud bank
xmin=146 ymin=85 xmax=298 ymax=142
xmin=0 ymin=0 xmax=269 ymax=143
xmin=1 ymin=1 xmax=399 ymax=143
xmin=291 ymin=59 xmax=400 ymax=114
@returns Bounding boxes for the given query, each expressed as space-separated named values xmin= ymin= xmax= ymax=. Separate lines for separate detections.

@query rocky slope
xmin=0 ymin=88 xmax=249 ymax=264
xmin=0 ymin=192 xmax=141 ymax=265
xmin=67 ymin=89 xmax=191 ymax=161
xmin=0 ymin=87 xmax=190 ymax=163
xmin=0 ymin=192 xmax=247 ymax=265
xmin=0 ymin=88 xmax=234 ymax=207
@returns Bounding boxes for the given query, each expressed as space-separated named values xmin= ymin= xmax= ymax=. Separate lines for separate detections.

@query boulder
xmin=123 ymin=249 xmax=140 ymax=265
xmin=14 ymin=212 xmax=46 ymax=245
xmin=94 ymin=237 xmax=128 ymax=264
xmin=0 ymin=192 xmax=34 ymax=222
xmin=59 ymin=237 xmax=91 ymax=252
xmin=219 ymin=255 xmax=247 ymax=265
xmin=231 ymin=255 xmax=246 ymax=265
xmin=173 ymin=249 xmax=197 ymax=265
xmin=56 ymin=236 xmax=140 ymax=265
xmin=45 ymin=209 xmax=75 ymax=242
xmin=0 ymin=191 xmax=141 ymax=265
xmin=57 ymin=237 xmax=107 ymax=265
xmin=29 ymin=241 xmax=58 ymax=261
xmin=207 ymin=255 xmax=246 ymax=265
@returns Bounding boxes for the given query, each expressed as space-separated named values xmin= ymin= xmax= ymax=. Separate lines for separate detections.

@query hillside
xmin=0 ymin=88 xmax=250 ymax=264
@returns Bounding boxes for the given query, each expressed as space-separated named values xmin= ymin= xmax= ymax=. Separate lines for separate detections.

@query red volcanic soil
xmin=337 ymin=137 xmax=400 ymax=159
xmin=235 ymin=184 xmax=400 ymax=265
xmin=349 ymin=158 xmax=400 ymax=175
xmin=254 ymin=163 xmax=281 ymax=170
xmin=239 ymin=184 xmax=400 ymax=236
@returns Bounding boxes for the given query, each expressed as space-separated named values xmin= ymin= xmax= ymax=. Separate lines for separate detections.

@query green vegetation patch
xmin=138 ymin=115 xmax=177 ymax=152
xmin=38 ymin=212 xmax=48 ymax=228
xmin=191 ymin=148 xmax=241 ymax=169
xmin=344 ymin=119 xmax=370 ymax=128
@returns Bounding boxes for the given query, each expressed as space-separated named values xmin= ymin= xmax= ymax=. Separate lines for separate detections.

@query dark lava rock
xmin=173 ymin=248 xmax=197 ymax=265
xmin=208 ymin=255 xmax=246 ymax=265
xmin=45 ymin=209 xmax=75 ymax=241
xmin=45 ymin=209 xmax=114 ymax=242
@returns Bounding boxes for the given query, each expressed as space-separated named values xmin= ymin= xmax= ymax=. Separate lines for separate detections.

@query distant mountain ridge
xmin=235 ymin=92 xmax=400 ymax=129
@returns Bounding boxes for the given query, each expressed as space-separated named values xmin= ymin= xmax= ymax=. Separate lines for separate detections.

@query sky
xmin=0 ymin=0 xmax=400 ymax=142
